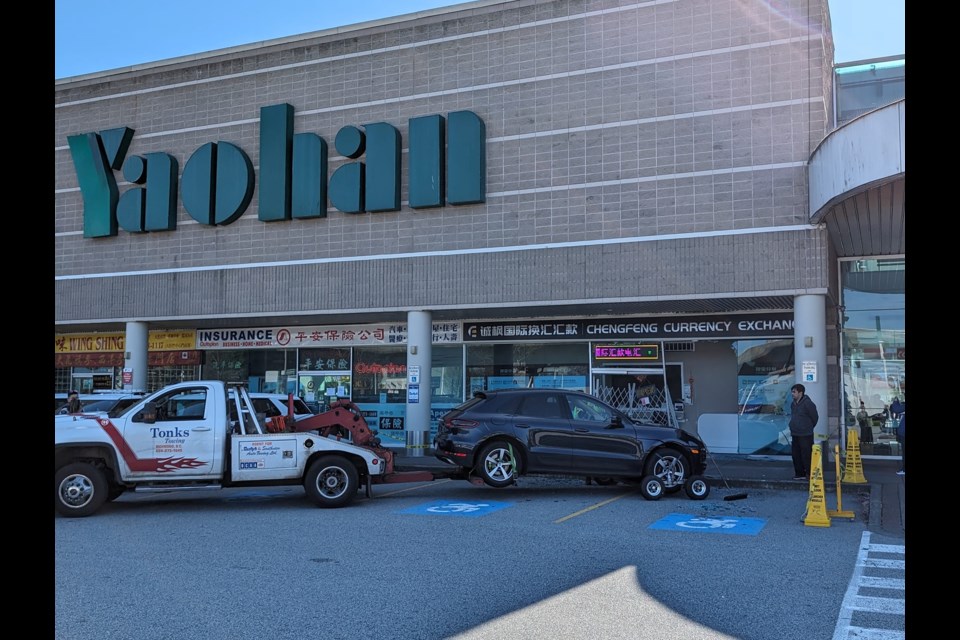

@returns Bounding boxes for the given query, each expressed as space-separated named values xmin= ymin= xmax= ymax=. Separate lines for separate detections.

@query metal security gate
xmin=591 ymin=366 xmax=680 ymax=429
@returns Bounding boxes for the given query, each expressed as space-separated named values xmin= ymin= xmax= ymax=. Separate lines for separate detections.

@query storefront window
xmin=147 ymin=366 xmax=198 ymax=392
xmin=202 ymin=350 xmax=249 ymax=385
xmin=201 ymin=349 xmax=295 ymax=394
xmin=353 ymin=346 xmax=408 ymax=446
xmin=734 ymin=338 xmax=795 ymax=454
xmin=298 ymin=348 xmax=352 ymax=412
xmin=70 ymin=367 xmax=118 ymax=392
xmin=430 ymin=345 xmax=464 ymax=437
xmin=247 ymin=349 xmax=297 ymax=394
xmin=840 ymin=258 xmax=905 ymax=457
xmin=465 ymin=343 xmax=589 ymax=395
xmin=54 ymin=368 xmax=71 ymax=393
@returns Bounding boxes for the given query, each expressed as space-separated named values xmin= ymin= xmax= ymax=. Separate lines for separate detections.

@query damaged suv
xmin=434 ymin=388 xmax=709 ymax=500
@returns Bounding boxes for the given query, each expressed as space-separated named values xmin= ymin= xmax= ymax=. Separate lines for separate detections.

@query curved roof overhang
xmin=808 ymin=100 xmax=905 ymax=257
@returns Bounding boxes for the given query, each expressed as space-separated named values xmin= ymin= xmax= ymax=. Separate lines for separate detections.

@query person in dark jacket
xmin=788 ymin=383 xmax=819 ymax=480
xmin=890 ymin=397 xmax=904 ymax=421
xmin=896 ymin=412 xmax=905 ymax=475
xmin=856 ymin=400 xmax=873 ymax=443
xmin=65 ymin=390 xmax=82 ymax=414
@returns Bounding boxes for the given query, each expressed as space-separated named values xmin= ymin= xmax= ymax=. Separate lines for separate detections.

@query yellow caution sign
xmin=841 ymin=428 xmax=868 ymax=484
xmin=827 ymin=444 xmax=855 ymax=519
xmin=804 ymin=444 xmax=831 ymax=528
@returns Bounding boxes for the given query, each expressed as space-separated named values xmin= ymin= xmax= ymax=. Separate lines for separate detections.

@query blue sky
xmin=55 ymin=0 xmax=904 ymax=79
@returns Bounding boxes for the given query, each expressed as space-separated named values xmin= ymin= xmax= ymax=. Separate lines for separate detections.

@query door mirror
xmin=606 ymin=415 xmax=623 ymax=429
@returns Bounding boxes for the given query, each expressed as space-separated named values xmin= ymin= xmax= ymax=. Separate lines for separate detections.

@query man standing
xmin=889 ymin=396 xmax=904 ymax=421
xmin=788 ymin=383 xmax=819 ymax=480
xmin=896 ymin=412 xmax=905 ymax=475
xmin=65 ymin=390 xmax=82 ymax=414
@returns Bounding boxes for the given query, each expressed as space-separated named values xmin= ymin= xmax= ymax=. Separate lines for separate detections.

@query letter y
xmin=67 ymin=127 xmax=134 ymax=238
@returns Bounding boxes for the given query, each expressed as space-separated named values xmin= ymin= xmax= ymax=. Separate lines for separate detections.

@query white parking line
xmin=832 ymin=531 xmax=905 ymax=640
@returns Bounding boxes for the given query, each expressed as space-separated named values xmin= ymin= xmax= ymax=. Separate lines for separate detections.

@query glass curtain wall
xmin=734 ymin=339 xmax=795 ymax=454
xmin=465 ymin=343 xmax=589 ymax=395
xmin=840 ymin=258 xmax=905 ymax=457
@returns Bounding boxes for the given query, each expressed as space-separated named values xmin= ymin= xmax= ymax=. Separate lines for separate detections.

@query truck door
xmin=121 ymin=385 xmax=218 ymax=478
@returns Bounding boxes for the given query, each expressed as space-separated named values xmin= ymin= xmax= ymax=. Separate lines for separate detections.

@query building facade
xmin=55 ymin=0 xmax=905 ymax=457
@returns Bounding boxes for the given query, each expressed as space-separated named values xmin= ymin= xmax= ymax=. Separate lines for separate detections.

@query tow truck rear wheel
xmin=305 ymin=455 xmax=359 ymax=508
xmin=55 ymin=462 xmax=108 ymax=517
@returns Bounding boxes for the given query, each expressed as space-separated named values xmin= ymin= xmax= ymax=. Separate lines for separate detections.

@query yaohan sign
xmin=68 ymin=104 xmax=485 ymax=239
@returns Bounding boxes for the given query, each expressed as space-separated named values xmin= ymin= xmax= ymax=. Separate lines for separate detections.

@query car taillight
xmin=447 ymin=418 xmax=480 ymax=430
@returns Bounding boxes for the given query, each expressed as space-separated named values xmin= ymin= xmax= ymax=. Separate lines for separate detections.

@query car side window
xmin=569 ymin=396 xmax=610 ymax=422
xmin=517 ymin=394 xmax=564 ymax=419
xmin=155 ymin=389 xmax=207 ymax=421
xmin=252 ymin=399 xmax=281 ymax=418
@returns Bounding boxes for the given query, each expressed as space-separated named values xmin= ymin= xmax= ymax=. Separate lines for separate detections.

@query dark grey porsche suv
xmin=433 ymin=388 xmax=710 ymax=500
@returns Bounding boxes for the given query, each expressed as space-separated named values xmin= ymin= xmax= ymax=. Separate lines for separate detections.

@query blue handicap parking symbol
xmin=648 ymin=513 xmax=766 ymax=535
xmin=399 ymin=500 xmax=513 ymax=518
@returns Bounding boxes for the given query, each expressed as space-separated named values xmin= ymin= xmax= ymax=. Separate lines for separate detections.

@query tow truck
xmin=55 ymin=381 xmax=465 ymax=517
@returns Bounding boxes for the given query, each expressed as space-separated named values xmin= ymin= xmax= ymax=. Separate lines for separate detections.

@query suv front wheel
xmin=645 ymin=449 xmax=689 ymax=493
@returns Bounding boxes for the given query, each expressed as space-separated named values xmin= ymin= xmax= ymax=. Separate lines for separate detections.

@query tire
xmin=475 ymin=441 xmax=519 ymax=488
xmin=55 ymin=462 xmax=108 ymax=517
xmin=304 ymin=455 xmax=359 ymax=508
xmin=645 ymin=449 xmax=689 ymax=494
xmin=639 ymin=475 xmax=664 ymax=500
xmin=683 ymin=475 xmax=710 ymax=500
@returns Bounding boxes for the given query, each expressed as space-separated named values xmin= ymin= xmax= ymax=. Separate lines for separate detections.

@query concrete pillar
xmin=405 ymin=310 xmax=433 ymax=455
xmin=793 ymin=295 xmax=828 ymax=445
xmin=124 ymin=321 xmax=149 ymax=392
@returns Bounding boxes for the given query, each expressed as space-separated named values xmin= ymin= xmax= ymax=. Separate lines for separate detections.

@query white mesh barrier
xmin=593 ymin=382 xmax=678 ymax=428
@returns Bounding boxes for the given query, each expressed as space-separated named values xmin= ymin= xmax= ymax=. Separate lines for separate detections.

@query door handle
xmin=575 ymin=428 xmax=589 ymax=433
xmin=515 ymin=423 xmax=530 ymax=429
xmin=193 ymin=427 xmax=212 ymax=431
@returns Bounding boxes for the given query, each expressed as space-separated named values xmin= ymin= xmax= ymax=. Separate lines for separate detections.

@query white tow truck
xmin=54 ymin=380 xmax=445 ymax=517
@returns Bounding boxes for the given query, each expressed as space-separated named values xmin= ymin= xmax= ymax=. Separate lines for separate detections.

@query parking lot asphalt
xmin=393 ymin=448 xmax=905 ymax=537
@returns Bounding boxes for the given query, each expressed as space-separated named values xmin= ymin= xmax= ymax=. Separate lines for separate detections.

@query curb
xmin=868 ymin=482 xmax=882 ymax=528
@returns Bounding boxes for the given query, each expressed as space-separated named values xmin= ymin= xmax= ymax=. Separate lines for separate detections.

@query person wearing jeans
xmin=788 ymin=383 xmax=819 ymax=480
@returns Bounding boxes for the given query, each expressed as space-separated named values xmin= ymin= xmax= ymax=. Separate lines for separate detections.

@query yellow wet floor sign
xmin=804 ymin=444 xmax=831 ymax=527
xmin=841 ymin=429 xmax=868 ymax=484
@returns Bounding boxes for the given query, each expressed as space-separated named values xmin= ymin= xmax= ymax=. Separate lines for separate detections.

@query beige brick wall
xmin=55 ymin=0 xmax=832 ymax=327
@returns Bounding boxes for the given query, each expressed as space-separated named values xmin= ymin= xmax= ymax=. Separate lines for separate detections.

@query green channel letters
xmin=67 ymin=104 xmax=484 ymax=238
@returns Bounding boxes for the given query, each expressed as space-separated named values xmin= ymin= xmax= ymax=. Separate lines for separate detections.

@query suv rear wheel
xmin=475 ymin=441 xmax=519 ymax=488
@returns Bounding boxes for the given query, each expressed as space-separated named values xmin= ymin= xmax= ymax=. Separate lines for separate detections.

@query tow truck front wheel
xmin=305 ymin=456 xmax=359 ymax=508
xmin=55 ymin=462 xmax=107 ymax=517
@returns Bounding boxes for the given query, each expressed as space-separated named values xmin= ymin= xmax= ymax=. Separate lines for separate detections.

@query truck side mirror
xmin=135 ymin=401 xmax=158 ymax=424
